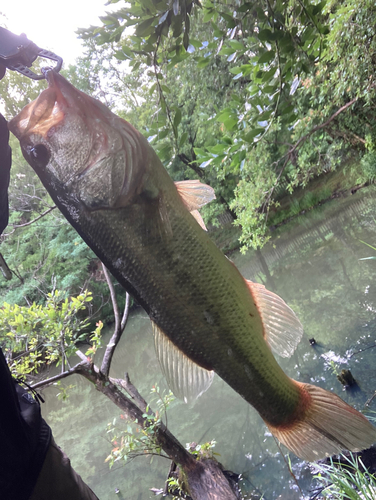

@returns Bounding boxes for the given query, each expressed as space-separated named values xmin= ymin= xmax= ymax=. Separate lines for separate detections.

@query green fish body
xmin=9 ymin=71 xmax=376 ymax=461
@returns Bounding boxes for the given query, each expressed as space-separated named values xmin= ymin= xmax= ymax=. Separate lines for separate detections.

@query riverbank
xmin=209 ymin=160 xmax=371 ymax=254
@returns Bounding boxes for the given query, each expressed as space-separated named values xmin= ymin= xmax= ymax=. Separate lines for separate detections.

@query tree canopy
xmin=74 ymin=0 xmax=376 ymax=250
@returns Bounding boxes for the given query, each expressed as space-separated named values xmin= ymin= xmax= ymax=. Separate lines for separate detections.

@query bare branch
xmin=102 ymin=263 xmax=120 ymax=328
xmin=120 ymin=292 xmax=131 ymax=331
xmin=3 ymin=206 xmax=57 ymax=237
xmin=76 ymin=350 xmax=88 ymax=362
xmin=12 ymin=206 xmax=57 ymax=228
xmin=0 ymin=252 xmax=12 ymax=280
xmin=29 ymin=354 xmax=237 ymax=498
xmin=30 ymin=360 xmax=86 ymax=390
xmin=116 ymin=372 xmax=149 ymax=414
xmin=288 ymin=97 xmax=358 ymax=155
xmin=100 ymin=264 xmax=130 ymax=377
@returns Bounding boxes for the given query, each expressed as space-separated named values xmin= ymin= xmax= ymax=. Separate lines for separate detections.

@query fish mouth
xmin=9 ymin=70 xmax=68 ymax=141
xmin=43 ymin=68 xmax=71 ymax=98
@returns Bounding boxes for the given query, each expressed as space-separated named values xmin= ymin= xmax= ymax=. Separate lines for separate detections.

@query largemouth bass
xmin=9 ymin=70 xmax=376 ymax=461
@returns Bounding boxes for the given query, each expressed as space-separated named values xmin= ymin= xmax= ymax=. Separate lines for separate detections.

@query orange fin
xmin=268 ymin=382 xmax=376 ymax=461
xmin=152 ymin=321 xmax=214 ymax=404
xmin=190 ymin=209 xmax=207 ymax=231
xmin=246 ymin=280 xmax=303 ymax=357
xmin=175 ymin=180 xmax=215 ymax=231
xmin=175 ymin=180 xmax=216 ymax=210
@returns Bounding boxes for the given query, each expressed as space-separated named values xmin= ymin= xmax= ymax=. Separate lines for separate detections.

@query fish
xmin=8 ymin=69 xmax=376 ymax=461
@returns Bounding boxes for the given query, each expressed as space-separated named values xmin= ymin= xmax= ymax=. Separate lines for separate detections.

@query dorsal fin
xmin=175 ymin=180 xmax=216 ymax=210
xmin=175 ymin=180 xmax=215 ymax=231
xmin=152 ymin=321 xmax=214 ymax=404
xmin=190 ymin=209 xmax=207 ymax=230
xmin=245 ymin=280 xmax=303 ymax=357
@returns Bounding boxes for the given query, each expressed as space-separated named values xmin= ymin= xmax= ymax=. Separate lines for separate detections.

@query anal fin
xmin=152 ymin=321 xmax=214 ymax=404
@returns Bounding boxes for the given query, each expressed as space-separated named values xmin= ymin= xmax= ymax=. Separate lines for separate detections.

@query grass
xmin=313 ymin=453 xmax=376 ymax=499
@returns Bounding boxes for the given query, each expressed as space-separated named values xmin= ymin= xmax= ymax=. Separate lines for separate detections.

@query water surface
xmin=41 ymin=187 xmax=376 ymax=499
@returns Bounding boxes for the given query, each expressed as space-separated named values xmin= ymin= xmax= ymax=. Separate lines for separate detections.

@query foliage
xmin=0 ymin=146 xmax=122 ymax=309
xmin=0 ymin=289 xmax=103 ymax=378
xmin=166 ymin=476 xmax=186 ymax=499
xmin=72 ymin=0 xmax=376 ymax=250
xmin=186 ymin=439 xmax=217 ymax=460
xmin=313 ymin=454 xmax=376 ymax=499
xmin=54 ymin=380 xmax=77 ymax=401
xmin=105 ymin=385 xmax=175 ymax=467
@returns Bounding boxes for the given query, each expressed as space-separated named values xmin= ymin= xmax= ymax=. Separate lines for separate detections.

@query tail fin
xmin=267 ymin=382 xmax=376 ymax=461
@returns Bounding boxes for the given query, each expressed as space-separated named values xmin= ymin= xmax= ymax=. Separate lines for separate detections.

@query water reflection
xmin=41 ymin=187 xmax=376 ymax=499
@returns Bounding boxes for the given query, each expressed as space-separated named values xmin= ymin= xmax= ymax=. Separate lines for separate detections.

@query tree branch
xmin=100 ymin=264 xmax=130 ymax=377
xmin=288 ymin=97 xmax=358 ymax=155
xmin=12 ymin=206 xmax=57 ymax=228
xmin=0 ymin=252 xmax=12 ymax=280
xmin=264 ymin=97 xmax=358 ymax=215
xmin=30 ymin=360 xmax=87 ymax=390
xmin=115 ymin=372 xmax=149 ymax=414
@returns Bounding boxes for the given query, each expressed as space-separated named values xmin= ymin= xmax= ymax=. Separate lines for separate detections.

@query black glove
xmin=0 ymin=63 xmax=11 ymax=236
xmin=0 ymin=113 xmax=11 ymax=236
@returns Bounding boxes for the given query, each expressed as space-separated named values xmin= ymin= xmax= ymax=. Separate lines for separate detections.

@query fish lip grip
xmin=0 ymin=26 xmax=63 ymax=80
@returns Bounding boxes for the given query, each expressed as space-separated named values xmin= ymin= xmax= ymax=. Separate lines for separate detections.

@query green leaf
xmin=179 ymin=132 xmax=188 ymax=148
xmin=183 ymin=31 xmax=189 ymax=51
xmin=257 ymin=51 xmax=275 ymax=64
xmin=243 ymin=128 xmax=265 ymax=142
xmin=160 ymin=84 xmax=171 ymax=93
xmin=219 ymin=12 xmax=236 ymax=28
xmin=229 ymin=40 xmax=244 ymax=51
xmin=208 ymin=143 xmax=228 ymax=154
xmin=237 ymin=3 xmax=252 ymax=13
xmin=135 ymin=17 xmax=156 ymax=37
xmin=174 ymin=108 xmax=182 ymax=129
xmin=229 ymin=66 xmax=242 ymax=75
xmin=189 ymin=39 xmax=202 ymax=48
xmin=203 ymin=8 xmax=215 ymax=23
xmin=258 ymin=109 xmax=273 ymax=120
xmin=258 ymin=29 xmax=273 ymax=42
xmin=312 ymin=0 xmax=326 ymax=15
xmin=196 ymin=57 xmax=210 ymax=68
xmin=280 ymin=104 xmax=294 ymax=115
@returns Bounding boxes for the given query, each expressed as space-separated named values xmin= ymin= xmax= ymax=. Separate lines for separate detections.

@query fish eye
xmin=30 ymin=144 xmax=50 ymax=168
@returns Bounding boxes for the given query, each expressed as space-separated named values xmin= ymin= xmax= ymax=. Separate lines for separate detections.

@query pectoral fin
xmin=246 ymin=280 xmax=304 ymax=357
xmin=152 ymin=321 xmax=214 ymax=404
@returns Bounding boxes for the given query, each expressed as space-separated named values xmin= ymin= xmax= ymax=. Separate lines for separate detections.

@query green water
xmin=40 ymin=187 xmax=376 ymax=500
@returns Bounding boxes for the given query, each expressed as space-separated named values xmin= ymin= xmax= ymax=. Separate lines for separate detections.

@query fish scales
xmin=9 ymin=70 xmax=376 ymax=461
xmin=68 ymin=168 xmax=300 ymax=426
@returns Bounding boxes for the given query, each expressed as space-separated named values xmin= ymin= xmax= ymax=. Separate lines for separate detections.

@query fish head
xmin=9 ymin=69 xmax=149 ymax=210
